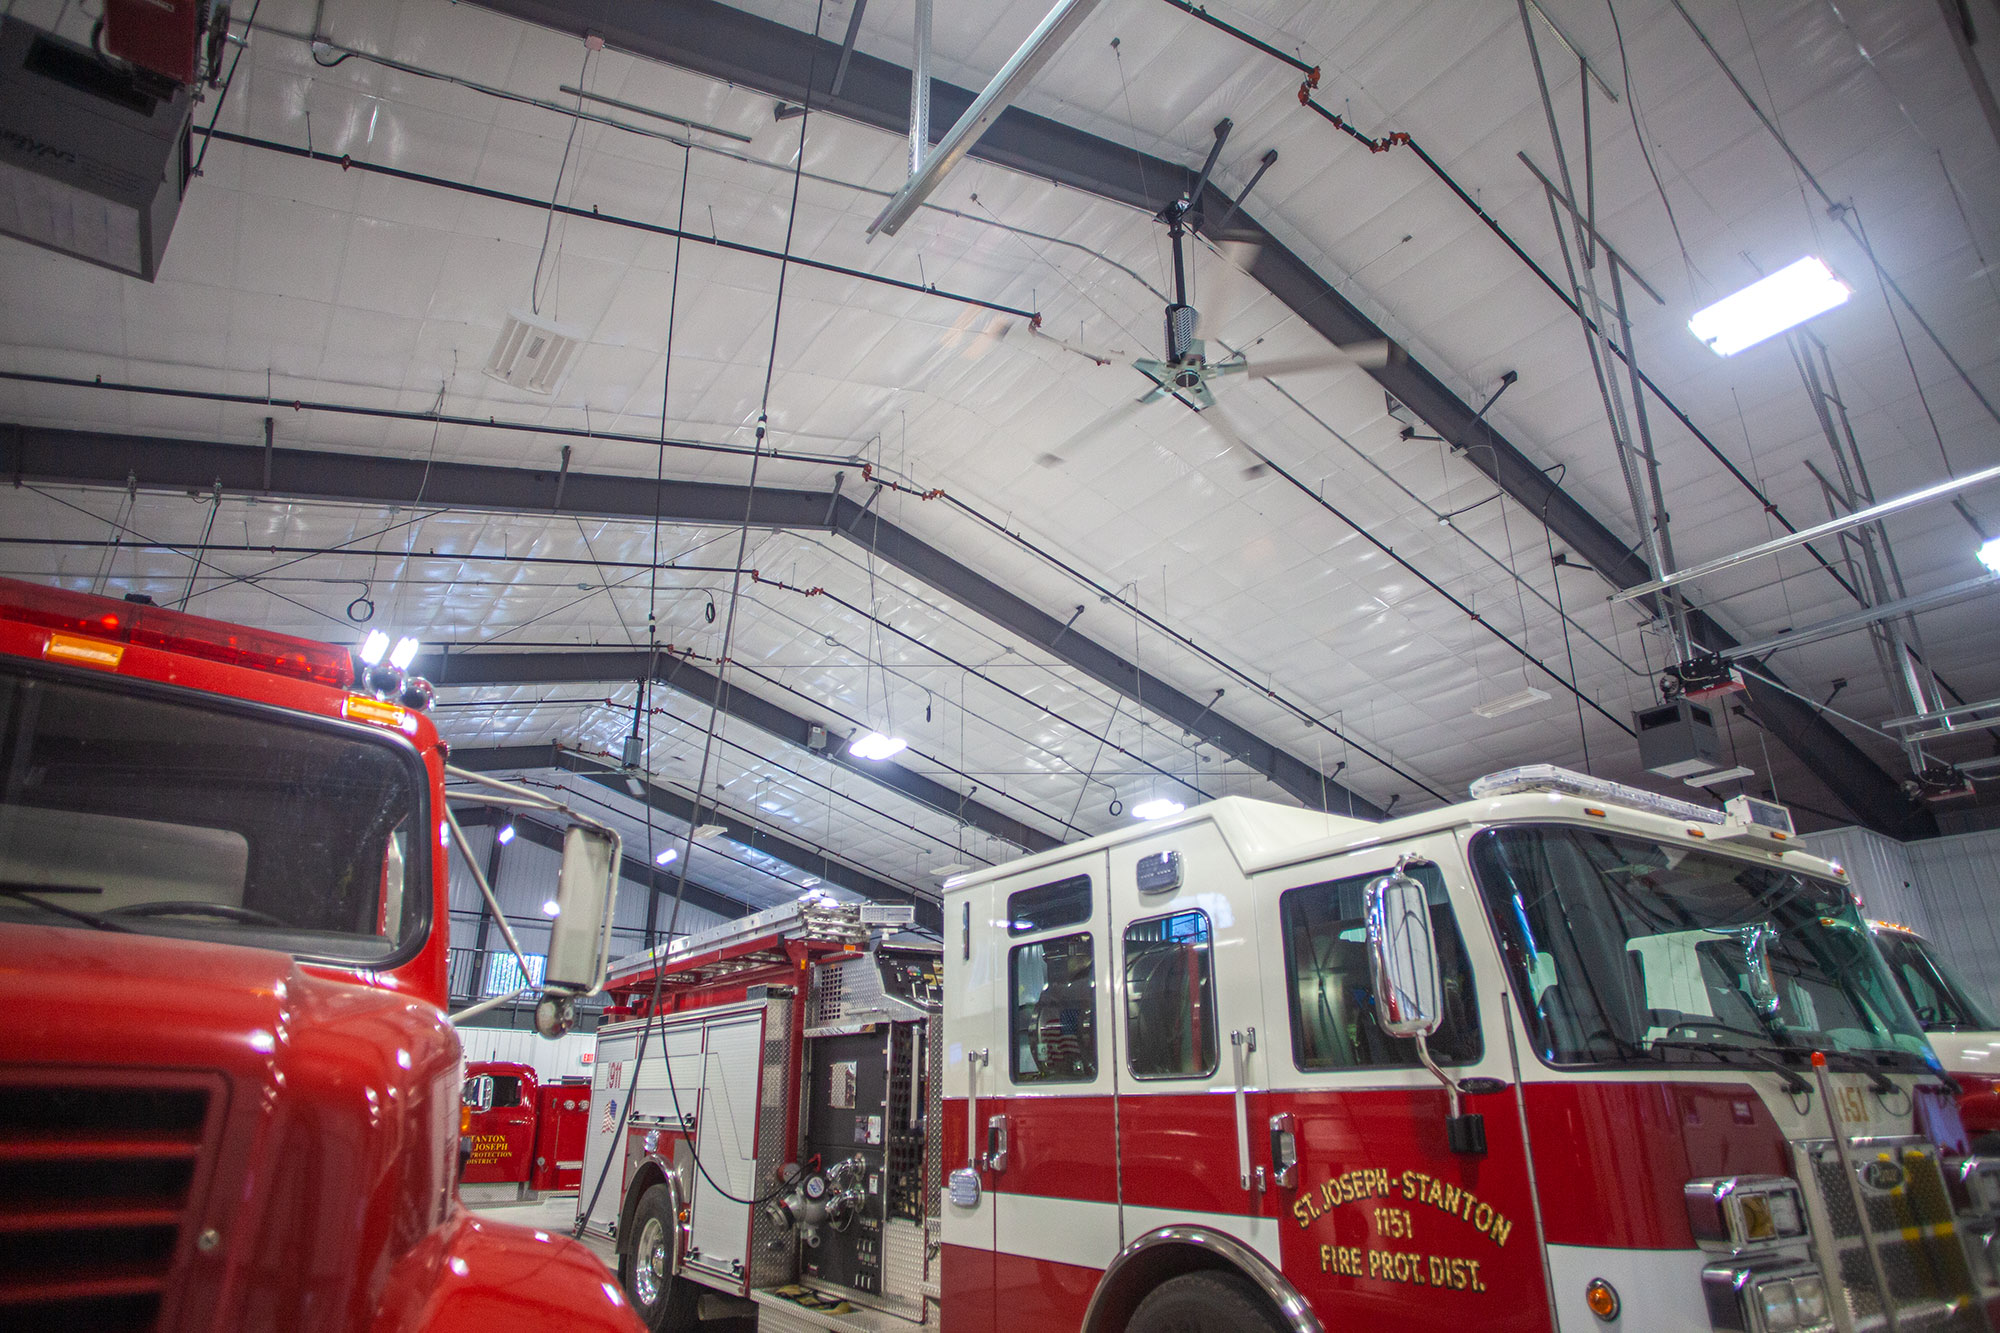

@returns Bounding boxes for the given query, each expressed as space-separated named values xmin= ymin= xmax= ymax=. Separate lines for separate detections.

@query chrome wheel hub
xmin=633 ymin=1216 xmax=666 ymax=1306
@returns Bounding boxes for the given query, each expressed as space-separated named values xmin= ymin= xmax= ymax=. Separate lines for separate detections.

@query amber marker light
xmin=1586 ymin=1278 xmax=1620 ymax=1322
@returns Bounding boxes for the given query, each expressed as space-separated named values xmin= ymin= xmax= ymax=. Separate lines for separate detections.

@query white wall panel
xmin=1797 ymin=827 xmax=1931 ymax=935
xmin=1904 ymin=829 xmax=2000 ymax=991
xmin=456 ymin=1026 xmax=599 ymax=1081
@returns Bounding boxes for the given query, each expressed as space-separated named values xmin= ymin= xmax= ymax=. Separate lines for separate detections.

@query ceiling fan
xmin=1033 ymin=196 xmax=1399 ymax=478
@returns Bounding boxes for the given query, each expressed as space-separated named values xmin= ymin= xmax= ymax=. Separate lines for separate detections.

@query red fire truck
xmin=579 ymin=767 xmax=2000 ymax=1333
xmin=462 ymin=1060 xmax=594 ymax=1198
xmin=0 ymin=576 xmax=646 ymax=1332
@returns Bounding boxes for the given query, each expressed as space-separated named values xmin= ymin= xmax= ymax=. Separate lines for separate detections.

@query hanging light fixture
xmin=1132 ymin=797 xmax=1184 ymax=820
xmin=1689 ymin=257 xmax=1850 ymax=356
xmin=850 ymin=731 xmax=908 ymax=761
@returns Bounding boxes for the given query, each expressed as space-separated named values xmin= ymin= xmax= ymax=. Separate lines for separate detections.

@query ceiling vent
xmin=483 ymin=310 xmax=583 ymax=396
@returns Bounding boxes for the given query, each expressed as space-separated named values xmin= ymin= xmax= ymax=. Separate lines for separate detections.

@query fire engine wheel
xmin=620 ymin=1185 xmax=699 ymax=1333
xmin=1127 ymin=1271 xmax=1286 ymax=1333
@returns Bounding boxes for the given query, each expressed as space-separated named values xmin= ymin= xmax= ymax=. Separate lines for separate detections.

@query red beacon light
xmin=0 ymin=577 xmax=354 ymax=689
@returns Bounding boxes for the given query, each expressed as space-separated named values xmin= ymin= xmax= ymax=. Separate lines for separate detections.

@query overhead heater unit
xmin=0 ymin=18 xmax=193 ymax=281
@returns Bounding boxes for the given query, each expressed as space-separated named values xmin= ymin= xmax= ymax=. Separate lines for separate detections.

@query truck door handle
xmin=1269 ymin=1112 xmax=1298 ymax=1189
xmin=982 ymin=1114 xmax=1009 ymax=1173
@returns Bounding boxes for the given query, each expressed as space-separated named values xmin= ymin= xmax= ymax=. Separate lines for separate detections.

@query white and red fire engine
xmin=578 ymin=765 xmax=2000 ymax=1333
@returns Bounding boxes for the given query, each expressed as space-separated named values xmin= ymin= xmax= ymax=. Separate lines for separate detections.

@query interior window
xmin=1281 ymin=863 xmax=1481 ymax=1071
xmin=1125 ymin=910 xmax=1218 ymax=1079
xmin=1009 ymin=874 xmax=1092 ymax=935
xmin=1010 ymin=933 xmax=1097 ymax=1083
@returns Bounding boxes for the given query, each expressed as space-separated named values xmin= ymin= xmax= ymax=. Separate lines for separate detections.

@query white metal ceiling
xmin=2 ymin=0 xmax=1996 ymax=921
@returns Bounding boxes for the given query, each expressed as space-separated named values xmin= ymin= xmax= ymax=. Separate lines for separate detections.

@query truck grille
xmin=0 ymin=1076 xmax=222 ymax=1332
xmin=1796 ymin=1137 xmax=1987 ymax=1333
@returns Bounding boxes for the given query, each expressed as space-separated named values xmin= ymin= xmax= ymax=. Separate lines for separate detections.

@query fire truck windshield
xmin=1470 ymin=824 xmax=1933 ymax=1074
xmin=0 ymin=662 xmax=429 ymax=965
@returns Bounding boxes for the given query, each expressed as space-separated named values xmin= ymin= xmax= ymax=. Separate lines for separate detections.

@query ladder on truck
xmin=606 ymin=899 xmax=872 ymax=1002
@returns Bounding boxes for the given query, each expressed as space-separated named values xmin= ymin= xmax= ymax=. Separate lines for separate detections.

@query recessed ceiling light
xmin=484 ymin=310 xmax=584 ymax=395
xmin=1689 ymin=257 xmax=1850 ymax=356
xmin=1473 ymin=686 xmax=1552 ymax=719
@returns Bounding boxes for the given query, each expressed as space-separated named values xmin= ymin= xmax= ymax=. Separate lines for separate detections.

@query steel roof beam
xmin=417 ymin=647 xmax=1066 ymax=854
xmin=7 ymin=424 xmax=1378 ymax=818
xmin=451 ymin=0 xmax=1931 ymax=839
xmin=451 ymin=797 xmax=756 ymax=923
xmin=443 ymin=742 xmax=943 ymax=932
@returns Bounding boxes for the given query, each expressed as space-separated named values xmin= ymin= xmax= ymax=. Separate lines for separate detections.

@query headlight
xmin=1702 ymin=1260 xmax=1833 ymax=1333
xmin=1687 ymin=1176 xmax=1811 ymax=1250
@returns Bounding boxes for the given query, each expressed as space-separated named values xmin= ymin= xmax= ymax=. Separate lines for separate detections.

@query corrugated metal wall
xmin=445 ymin=823 xmax=731 ymax=979
xmin=1903 ymin=829 xmax=2000 ymax=993
xmin=1801 ymin=825 xmax=2000 ymax=1004
xmin=1796 ymin=826 xmax=1932 ymax=935
xmin=455 ymin=1026 xmax=599 ymax=1081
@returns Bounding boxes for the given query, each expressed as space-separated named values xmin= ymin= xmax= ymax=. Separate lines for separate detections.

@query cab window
xmin=1125 ymin=910 xmax=1218 ymax=1079
xmin=490 ymin=1075 xmax=524 ymax=1109
xmin=1281 ymin=863 xmax=1481 ymax=1070
xmin=1010 ymin=933 xmax=1097 ymax=1083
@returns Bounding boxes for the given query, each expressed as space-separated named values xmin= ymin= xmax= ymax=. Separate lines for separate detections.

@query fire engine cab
xmin=0 ymin=576 xmax=643 ymax=1331
xmin=581 ymin=765 xmax=2000 ymax=1333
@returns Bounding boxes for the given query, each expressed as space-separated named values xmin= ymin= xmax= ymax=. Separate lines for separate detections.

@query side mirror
xmin=1366 ymin=871 xmax=1442 ymax=1038
xmin=546 ymin=824 xmax=618 ymax=994
xmin=463 ymin=1074 xmax=494 ymax=1113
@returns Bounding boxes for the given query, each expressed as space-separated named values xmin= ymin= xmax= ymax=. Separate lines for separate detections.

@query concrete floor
xmin=465 ymin=1194 xmax=755 ymax=1329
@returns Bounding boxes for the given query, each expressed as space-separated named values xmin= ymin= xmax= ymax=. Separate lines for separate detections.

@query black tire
xmin=618 ymin=1184 xmax=701 ymax=1332
xmin=1127 ymin=1271 xmax=1286 ymax=1333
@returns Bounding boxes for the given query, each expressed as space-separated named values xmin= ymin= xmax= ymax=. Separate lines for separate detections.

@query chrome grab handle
xmin=1231 ymin=1027 xmax=1259 ymax=1192
xmin=983 ymin=1114 xmax=1009 ymax=1173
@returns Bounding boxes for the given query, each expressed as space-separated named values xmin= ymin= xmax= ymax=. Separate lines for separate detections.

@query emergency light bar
xmin=0 ymin=577 xmax=353 ymax=688
xmin=1470 ymin=764 xmax=1726 ymax=826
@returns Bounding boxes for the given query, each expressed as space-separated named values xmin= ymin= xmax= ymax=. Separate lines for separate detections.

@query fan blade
xmin=1030 ymin=320 xmax=1123 ymax=368
xmin=1192 ymin=239 xmax=1262 ymax=344
xmin=1244 ymin=339 xmax=1396 ymax=377
xmin=1202 ymin=403 xmax=1279 ymax=481
xmin=1036 ymin=394 xmax=1152 ymax=468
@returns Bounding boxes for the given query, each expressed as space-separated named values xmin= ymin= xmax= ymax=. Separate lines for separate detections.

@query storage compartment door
xmin=686 ymin=1009 xmax=767 ymax=1287
xmin=576 ymin=1022 xmax=640 ymax=1236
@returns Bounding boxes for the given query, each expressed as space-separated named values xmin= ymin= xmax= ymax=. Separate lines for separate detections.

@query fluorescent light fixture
xmin=624 ymin=776 xmax=645 ymax=797
xmin=930 ymin=862 xmax=972 ymax=877
xmin=389 ymin=636 xmax=420 ymax=670
xmin=654 ymin=847 xmax=678 ymax=865
xmin=800 ymin=877 xmax=820 ymax=888
xmin=1689 ymin=257 xmax=1851 ymax=356
xmin=541 ymin=900 xmax=561 ymax=916
xmin=496 ymin=823 xmax=515 ymax=845
xmin=1473 ymin=686 xmax=1552 ymax=719
xmin=1683 ymin=765 xmax=1756 ymax=788
xmin=1980 ymin=536 xmax=2000 ymax=576
xmin=691 ymin=823 xmax=728 ymax=841
xmin=1132 ymin=798 xmax=1185 ymax=820
xmin=849 ymin=731 xmax=909 ymax=761
xmin=359 ymin=629 xmax=391 ymax=665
